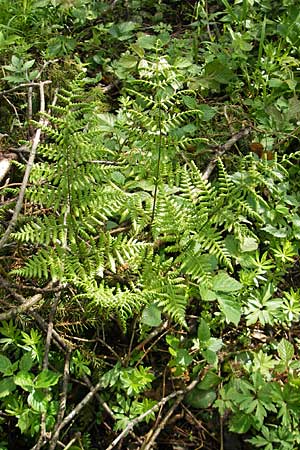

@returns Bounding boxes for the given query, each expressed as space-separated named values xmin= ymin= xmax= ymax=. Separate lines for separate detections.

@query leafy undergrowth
xmin=1 ymin=1 xmax=300 ymax=449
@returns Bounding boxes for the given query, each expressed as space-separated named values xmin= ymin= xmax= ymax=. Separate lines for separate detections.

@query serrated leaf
xmin=207 ymin=337 xmax=223 ymax=352
xmin=35 ymin=370 xmax=60 ymax=388
xmin=0 ymin=355 xmax=12 ymax=375
xmin=198 ymin=104 xmax=217 ymax=121
xmin=0 ymin=376 xmax=16 ymax=398
xmin=14 ymin=371 xmax=34 ymax=392
xmin=28 ymin=389 xmax=49 ymax=413
xmin=278 ymin=339 xmax=294 ymax=363
xmin=17 ymin=409 xmax=37 ymax=434
xmin=141 ymin=303 xmax=162 ymax=327
xmin=197 ymin=319 xmax=211 ymax=342
xmin=203 ymin=349 xmax=217 ymax=365
xmin=218 ymin=295 xmax=241 ymax=326
xmin=212 ymin=272 xmax=242 ymax=292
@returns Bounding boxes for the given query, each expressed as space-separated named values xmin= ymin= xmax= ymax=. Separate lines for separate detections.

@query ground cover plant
xmin=1 ymin=1 xmax=300 ymax=449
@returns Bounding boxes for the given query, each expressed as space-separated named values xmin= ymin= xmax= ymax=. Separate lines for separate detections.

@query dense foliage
xmin=1 ymin=1 xmax=300 ymax=449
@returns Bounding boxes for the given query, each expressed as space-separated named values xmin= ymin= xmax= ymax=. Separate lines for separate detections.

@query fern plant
xmin=7 ymin=48 xmax=300 ymax=329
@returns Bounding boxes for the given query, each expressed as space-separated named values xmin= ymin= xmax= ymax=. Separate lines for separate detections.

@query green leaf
xmin=199 ymin=287 xmax=217 ymax=301
xmin=34 ymin=370 xmax=60 ymax=388
xmin=262 ymin=224 xmax=288 ymax=238
xmin=185 ymin=388 xmax=216 ymax=408
xmin=118 ymin=55 xmax=138 ymax=69
xmin=174 ymin=57 xmax=193 ymax=69
xmin=212 ymin=272 xmax=242 ymax=292
xmin=136 ymin=34 xmax=157 ymax=49
xmin=278 ymin=339 xmax=294 ymax=363
xmin=131 ymin=43 xmax=144 ymax=58
xmin=203 ymin=349 xmax=217 ymax=365
xmin=96 ymin=113 xmax=115 ymax=132
xmin=198 ymin=104 xmax=217 ymax=121
xmin=207 ymin=337 xmax=223 ymax=353
xmin=0 ymin=355 xmax=13 ymax=375
xmin=197 ymin=370 xmax=221 ymax=390
xmin=218 ymin=295 xmax=241 ymax=326
xmin=141 ymin=303 xmax=162 ymax=327
xmin=22 ymin=59 xmax=35 ymax=70
xmin=197 ymin=319 xmax=211 ymax=342
xmin=17 ymin=409 xmax=38 ymax=434
xmin=240 ymin=237 xmax=258 ymax=252
xmin=229 ymin=413 xmax=252 ymax=433
xmin=19 ymin=353 xmax=33 ymax=372
xmin=14 ymin=371 xmax=34 ymax=392
xmin=0 ymin=377 xmax=16 ymax=398
xmin=28 ymin=389 xmax=49 ymax=413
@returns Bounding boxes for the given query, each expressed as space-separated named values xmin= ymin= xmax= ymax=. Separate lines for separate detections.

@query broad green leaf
xmin=14 ymin=371 xmax=34 ymax=392
xmin=141 ymin=304 xmax=162 ymax=327
xmin=22 ymin=59 xmax=35 ymax=70
xmin=278 ymin=339 xmax=294 ymax=363
xmin=218 ymin=296 xmax=241 ymax=326
xmin=182 ymin=95 xmax=198 ymax=109
xmin=203 ymin=349 xmax=217 ymax=365
xmin=240 ymin=236 xmax=258 ymax=252
xmin=174 ymin=57 xmax=193 ymax=69
xmin=34 ymin=370 xmax=60 ymax=388
xmin=262 ymin=224 xmax=288 ymax=238
xmin=199 ymin=287 xmax=217 ymax=301
xmin=0 ymin=376 xmax=16 ymax=398
xmin=130 ymin=43 xmax=144 ymax=58
xmin=111 ymin=171 xmax=126 ymax=185
xmin=198 ymin=319 xmax=211 ymax=342
xmin=0 ymin=355 xmax=12 ymax=375
xmin=204 ymin=61 xmax=236 ymax=84
xmin=185 ymin=388 xmax=216 ymax=408
xmin=118 ymin=55 xmax=138 ymax=69
xmin=197 ymin=370 xmax=221 ymax=390
xmin=19 ymin=353 xmax=33 ymax=372
xmin=198 ymin=104 xmax=217 ymax=121
xmin=207 ymin=337 xmax=223 ymax=353
xmin=28 ymin=389 xmax=49 ymax=413
xmin=229 ymin=413 xmax=252 ymax=433
xmin=17 ymin=409 xmax=38 ymax=434
xmin=96 ymin=113 xmax=115 ymax=132
xmin=212 ymin=272 xmax=242 ymax=292
xmin=137 ymin=34 xmax=157 ymax=49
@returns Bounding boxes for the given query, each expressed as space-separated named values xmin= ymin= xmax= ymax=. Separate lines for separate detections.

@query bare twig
xmin=0 ymin=81 xmax=51 ymax=97
xmin=202 ymin=127 xmax=251 ymax=180
xmin=0 ymin=290 xmax=43 ymax=321
xmin=132 ymin=320 xmax=169 ymax=353
xmin=0 ymin=81 xmax=48 ymax=249
xmin=48 ymin=380 xmax=103 ymax=450
xmin=141 ymin=394 xmax=184 ymax=450
xmin=105 ymin=376 xmax=200 ymax=450
xmin=49 ymin=348 xmax=72 ymax=450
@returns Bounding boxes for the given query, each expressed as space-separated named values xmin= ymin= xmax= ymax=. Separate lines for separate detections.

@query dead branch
xmin=48 ymin=380 xmax=103 ymax=450
xmin=0 ymin=81 xmax=51 ymax=97
xmin=202 ymin=126 xmax=251 ymax=180
xmin=141 ymin=394 xmax=184 ymax=450
xmin=105 ymin=376 xmax=200 ymax=450
xmin=0 ymin=81 xmax=48 ymax=249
